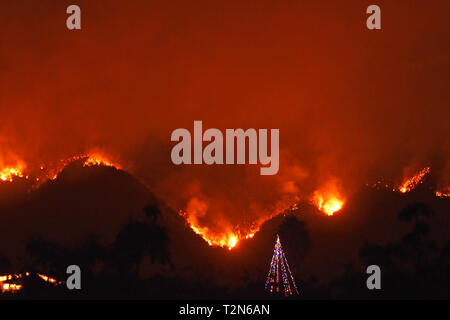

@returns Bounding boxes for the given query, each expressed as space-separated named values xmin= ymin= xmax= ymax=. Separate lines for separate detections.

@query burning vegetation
xmin=311 ymin=179 xmax=345 ymax=216
xmin=312 ymin=192 xmax=345 ymax=216
xmin=0 ymin=151 xmax=448 ymax=252
xmin=177 ymin=165 xmax=448 ymax=249
xmin=396 ymin=166 xmax=431 ymax=193
xmin=312 ymin=185 xmax=345 ymax=216
xmin=0 ymin=274 xmax=24 ymax=293
xmin=178 ymin=197 xmax=300 ymax=250
xmin=179 ymin=209 xmax=256 ymax=250
xmin=82 ymin=154 xmax=121 ymax=169
xmin=0 ymin=162 xmax=26 ymax=182
xmin=0 ymin=272 xmax=62 ymax=293
xmin=436 ymin=189 xmax=450 ymax=198
xmin=0 ymin=153 xmax=121 ymax=186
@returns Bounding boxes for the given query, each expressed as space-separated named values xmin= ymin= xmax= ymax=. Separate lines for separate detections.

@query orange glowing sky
xmin=0 ymin=0 xmax=449 ymax=249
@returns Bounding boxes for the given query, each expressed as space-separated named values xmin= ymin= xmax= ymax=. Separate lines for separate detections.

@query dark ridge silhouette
xmin=143 ymin=204 xmax=162 ymax=222
xmin=0 ymin=164 xmax=449 ymax=299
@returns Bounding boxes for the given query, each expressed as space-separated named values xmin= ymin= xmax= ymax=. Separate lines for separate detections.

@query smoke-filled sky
xmin=0 ymin=0 xmax=449 ymax=239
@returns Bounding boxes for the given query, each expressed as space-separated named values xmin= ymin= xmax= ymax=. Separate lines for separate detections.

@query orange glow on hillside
xmin=0 ymin=273 xmax=26 ymax=293
xmin=0 ymin=272 xmax=62 ymax=293
xmin=0 ymin=153 xmax=122 ymax=186
xmin=178 ymin=197 xmax=299 ymax=250
xmin=436 ymin=188 xmax=450 ymax=198
xmin=82 ymin=154 xmax=121 ymax=169
xmin=179 ymin=210 xmax=247 ymax=250
xmin=0 ymin=162 xmax=26 ymax=182
xmin=43 ymin=153 xmax=121 ymax=181
xmin=312 ymin=181 xmax=345 ymax=216
xmin=37 ymin=273 xmax=58 ymax=284
xmin=313 ymin=192 xmax=344 ymax=216
xmin=397 ymin=167 xmax=431 ymax=193
xmin=1 ymin=283 xmax=22 ymax=292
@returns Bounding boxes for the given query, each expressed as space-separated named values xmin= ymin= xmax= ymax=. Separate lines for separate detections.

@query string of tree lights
xmin=265 ymin=234 xmax=299 ymax=296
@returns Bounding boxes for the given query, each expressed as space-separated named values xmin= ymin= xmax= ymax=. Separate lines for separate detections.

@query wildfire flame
xmin=0 ymin=162 xmax=26 ymax=182
xmin=1 ymin=150 xmax=447 ymax=252
xmin=436 ymin=189 xmax=450 ymax=198
xmin=179 ymin=197 xmax=299 ymax=250
xmin=82 ymin=154 xmax=120 ymax=168
xmin=0 ymin=153 xmax=121 ymax=185
xmin=311 ymin=180 xmax=345 ymax=216
xmin=397 ymin=166 xmax=431 ymax=193
xmin=0 ymin=272 xmax=61 ymax=293
xmin=179 ymin=210 xmax=249 ymax=250
xmin=1 ymin=283 xmax=22 ymax=292
xmin=37 ymin=273 xmax=59 ymax=284
xmin=312 ymin=192 xmax=344 ymax=216
xmin=50 ymin=153 xmax=120 ymax=179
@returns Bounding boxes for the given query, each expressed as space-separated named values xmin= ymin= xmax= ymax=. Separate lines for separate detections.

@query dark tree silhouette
xmin=277 ymin=216 xmax=312 ymax=275
xmin=25 ymin=236 xmax=71 ymax=278
xmin=143 ymin=204 xmax=162 ymax=222
xmin=397 ymin=202 xmax=432 ymax=222
xmin=349 ymin=202 xmax=450 ymax=299
xmin=107 ymin=220 xmax=171 ymax=275
xmin=78 ymin=234 xmax=104 ymax=269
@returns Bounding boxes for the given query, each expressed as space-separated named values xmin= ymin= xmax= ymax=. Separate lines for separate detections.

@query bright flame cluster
xmin=82 ymin=154 xmax=120 ymax=168
xmin=0 ymin=273 xmax=26 ymax=293
xmin=397 ymin=166 xmax=431 ymax=193
xmin=179 ymin=210 xmax=257 ymax=250
xmin=436 ymin=189 xmax=450 ymax=198
xmin=0 ymin=162 xmax=26 ymax=182
xmin=37 ymin=273 xmax=61 ymax=284
xmin=0 ymin=153 xmax=120 ymax=184
xmin=0 ymin=152 xmax=447 ymax=255
xmin=0 ymin=272 xmax=62 ymax=293
xmin=312 ymin=190 xmax=345 ymax=216
xmin=1 ymin=283 xmax=22 ymax=292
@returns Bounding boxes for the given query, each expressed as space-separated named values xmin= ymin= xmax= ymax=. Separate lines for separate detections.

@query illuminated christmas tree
xmin=265 ymin=234 xmax=299 ymax=296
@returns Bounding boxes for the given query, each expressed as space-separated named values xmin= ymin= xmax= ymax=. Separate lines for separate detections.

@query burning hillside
xmin=179 ymin=209 xmax=255 ymax=250
xmin=0 ymin=0 xmax=447 ymax=258
xmin=396 ymin=167 xmax=431 ymax=193
xmin=0 ymin=151 xmax=448 ymax=252
xmin=311 ymin=180 xmax=345 ymax=216
xmin=436 ymin=189 xmax=450 ymax=198
xmin=0 ymin=162 xmax=27 ymax=182
xmin=0 ymin=272 xmax=62 ymax=293
xmin=175 ymin=165 xmax=449 ymax=250
xmin=0 ymin=153 xmax=121 ymax=187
